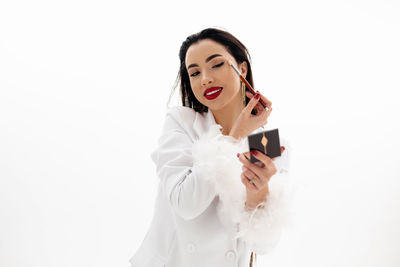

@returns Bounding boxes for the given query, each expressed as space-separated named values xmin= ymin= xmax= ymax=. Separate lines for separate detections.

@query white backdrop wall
xmin=0 ymin=0 xmax=399 ymax=266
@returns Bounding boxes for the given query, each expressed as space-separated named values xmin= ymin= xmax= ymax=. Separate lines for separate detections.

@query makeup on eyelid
xmin=189 ymin=60 xmax=226 ymax=77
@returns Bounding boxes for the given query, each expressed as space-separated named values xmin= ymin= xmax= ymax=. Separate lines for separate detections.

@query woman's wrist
xmin=228 ymin=128 xmax=245 ymax=140
xmin=245 ymin=187 xmax=269 ymax=210
xmin=228 ymin=128 xmax=238 ymax=139
xmin=245 ymin=200 xmax=265 ymax=211
xmin=245 ymin=201 xmax=257 ymax=211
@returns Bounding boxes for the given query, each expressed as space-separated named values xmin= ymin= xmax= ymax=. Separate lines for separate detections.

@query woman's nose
xmin=201 ymin=72 xmax=213 ymax=86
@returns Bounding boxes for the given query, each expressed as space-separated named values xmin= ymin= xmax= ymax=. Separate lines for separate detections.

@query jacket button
xmin=225 ymin=250 xmax=236 ymax=261
xmin=186 ymin=243 xmax=196 ymax=253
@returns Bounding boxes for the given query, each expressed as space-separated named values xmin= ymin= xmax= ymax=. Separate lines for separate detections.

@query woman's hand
xmin=229 ymin=91 xmax=272 ymax=140
xmin=237 ymin=146 xmax=285 ymax=210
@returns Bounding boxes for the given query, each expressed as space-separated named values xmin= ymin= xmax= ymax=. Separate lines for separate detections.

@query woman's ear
xmin=239 ymin=61 xmax=248 ymax=77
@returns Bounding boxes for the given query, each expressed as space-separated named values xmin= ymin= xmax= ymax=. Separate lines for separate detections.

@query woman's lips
xmin=204 ymin=87 xmax=223 ymax=100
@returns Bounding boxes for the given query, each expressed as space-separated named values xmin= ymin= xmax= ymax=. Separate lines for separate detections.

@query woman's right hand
xmin=229 ymin=91 xmax=272 ymax=140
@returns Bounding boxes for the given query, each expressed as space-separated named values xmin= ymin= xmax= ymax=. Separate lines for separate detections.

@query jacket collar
xmin=192 ymin=108 xmax=265 ymax=138
xmin=192 ymin=110 xmax=217 ymax=137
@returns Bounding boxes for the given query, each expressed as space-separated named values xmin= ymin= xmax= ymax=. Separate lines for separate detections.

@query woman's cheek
xmin=194 ymin=83 xmax=204 ymax=99
xmin=192 ymin=87 xmax=205 ymax=103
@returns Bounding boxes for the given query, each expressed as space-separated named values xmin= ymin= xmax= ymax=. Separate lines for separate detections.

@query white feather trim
xmin=192 ymin=124 xmax=295 ymax=254
xmin=192 ymin=124 xmax=247 ymax=217
xmin=235 ymin=170 xmax=296 ymax=254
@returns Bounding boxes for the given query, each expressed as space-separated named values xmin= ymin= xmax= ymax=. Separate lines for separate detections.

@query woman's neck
xmin=210 ymin=93 xmax=243 ymax=136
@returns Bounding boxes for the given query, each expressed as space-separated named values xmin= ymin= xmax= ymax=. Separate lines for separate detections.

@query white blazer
xmin=130 ymin=106 xmax=293 ymax=267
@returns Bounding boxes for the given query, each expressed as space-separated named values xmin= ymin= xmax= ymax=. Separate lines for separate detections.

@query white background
xmin=1 ymin=0 xmax=399 ymax=266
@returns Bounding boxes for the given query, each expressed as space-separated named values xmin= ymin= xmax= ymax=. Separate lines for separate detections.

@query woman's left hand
xmin=237 ymin=146 xmax=285 ymax=210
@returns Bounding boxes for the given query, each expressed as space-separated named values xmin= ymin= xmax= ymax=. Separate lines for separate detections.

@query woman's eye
xmin=189 ymin=62 xmax=223 ymax=77
xmin=213 ymin=62 xmax=224 ymax=68
xmin=190 ymin=71 xmax=200 ymax=77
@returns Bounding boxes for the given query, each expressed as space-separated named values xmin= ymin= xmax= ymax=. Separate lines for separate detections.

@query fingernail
xmin=251 ymin=150 xmax=258 ymax=156
xmin=236 ymin=153 xmax=240 ymax=158
xmin=255 ymin=92 xmax=260 ymax=99
xmin=282 ymin=146 xmax=285 ymax=151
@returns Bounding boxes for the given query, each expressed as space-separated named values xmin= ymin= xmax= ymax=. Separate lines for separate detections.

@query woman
xmin=130 ymin=28 xmax=292 ymax=267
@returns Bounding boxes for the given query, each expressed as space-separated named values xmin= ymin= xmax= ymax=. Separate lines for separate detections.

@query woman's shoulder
xmin=165 ymin=106 xmax=207 ymax=129
xmin=158 ymin=106 xmax=196 ymax=134
xmin=163 ymin=106 xmax=212 ymax=140
xmin=166 ymin=106 xmax=197 ymax=121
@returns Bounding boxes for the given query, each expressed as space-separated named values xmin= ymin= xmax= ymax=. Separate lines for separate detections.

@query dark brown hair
xmin=174 ymin=27 xmax=255 ymax=114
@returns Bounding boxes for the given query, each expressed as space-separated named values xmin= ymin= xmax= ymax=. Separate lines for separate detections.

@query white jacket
xmin=129 ymin=106 xmax=293 ymax=267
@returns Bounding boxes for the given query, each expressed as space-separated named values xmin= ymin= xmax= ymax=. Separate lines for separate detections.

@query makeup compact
xmin=244 ymin=128 xmax=281 ymax=166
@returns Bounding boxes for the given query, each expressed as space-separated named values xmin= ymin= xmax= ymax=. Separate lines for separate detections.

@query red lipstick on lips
xmin=204 ymin=87 xmax=223 ymax=100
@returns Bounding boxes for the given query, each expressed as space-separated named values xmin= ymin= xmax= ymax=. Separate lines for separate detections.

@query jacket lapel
xmin=192 ymin=110 xmax=218 ymax=139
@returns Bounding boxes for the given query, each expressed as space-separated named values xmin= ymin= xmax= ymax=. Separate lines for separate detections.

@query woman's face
xmin=185 ymin=39 xmax=247 ymax=112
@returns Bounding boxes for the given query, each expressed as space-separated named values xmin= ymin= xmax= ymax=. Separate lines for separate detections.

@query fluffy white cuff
xmin=192 ymin=124 xmax=247 ymax=218
xmin=192 ymin=124 xmax=295 ymax=254
xmin=235 ymin=171 xmax=295 ymax=254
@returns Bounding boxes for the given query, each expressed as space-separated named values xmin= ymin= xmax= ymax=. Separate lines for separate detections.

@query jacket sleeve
xmin=150 ymin=109 xmax=238 ymax=220
xmin=151 ymin=108 xmax=295 ymax=254
xmin=188 ymin=126 xmax=295 ymax=255
xmin=235 ymin=137 xmax=295 ymax=255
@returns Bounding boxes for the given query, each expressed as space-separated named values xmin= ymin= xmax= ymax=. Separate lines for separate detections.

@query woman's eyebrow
xmin=187 ymin=54 xmax=222 ymax=70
